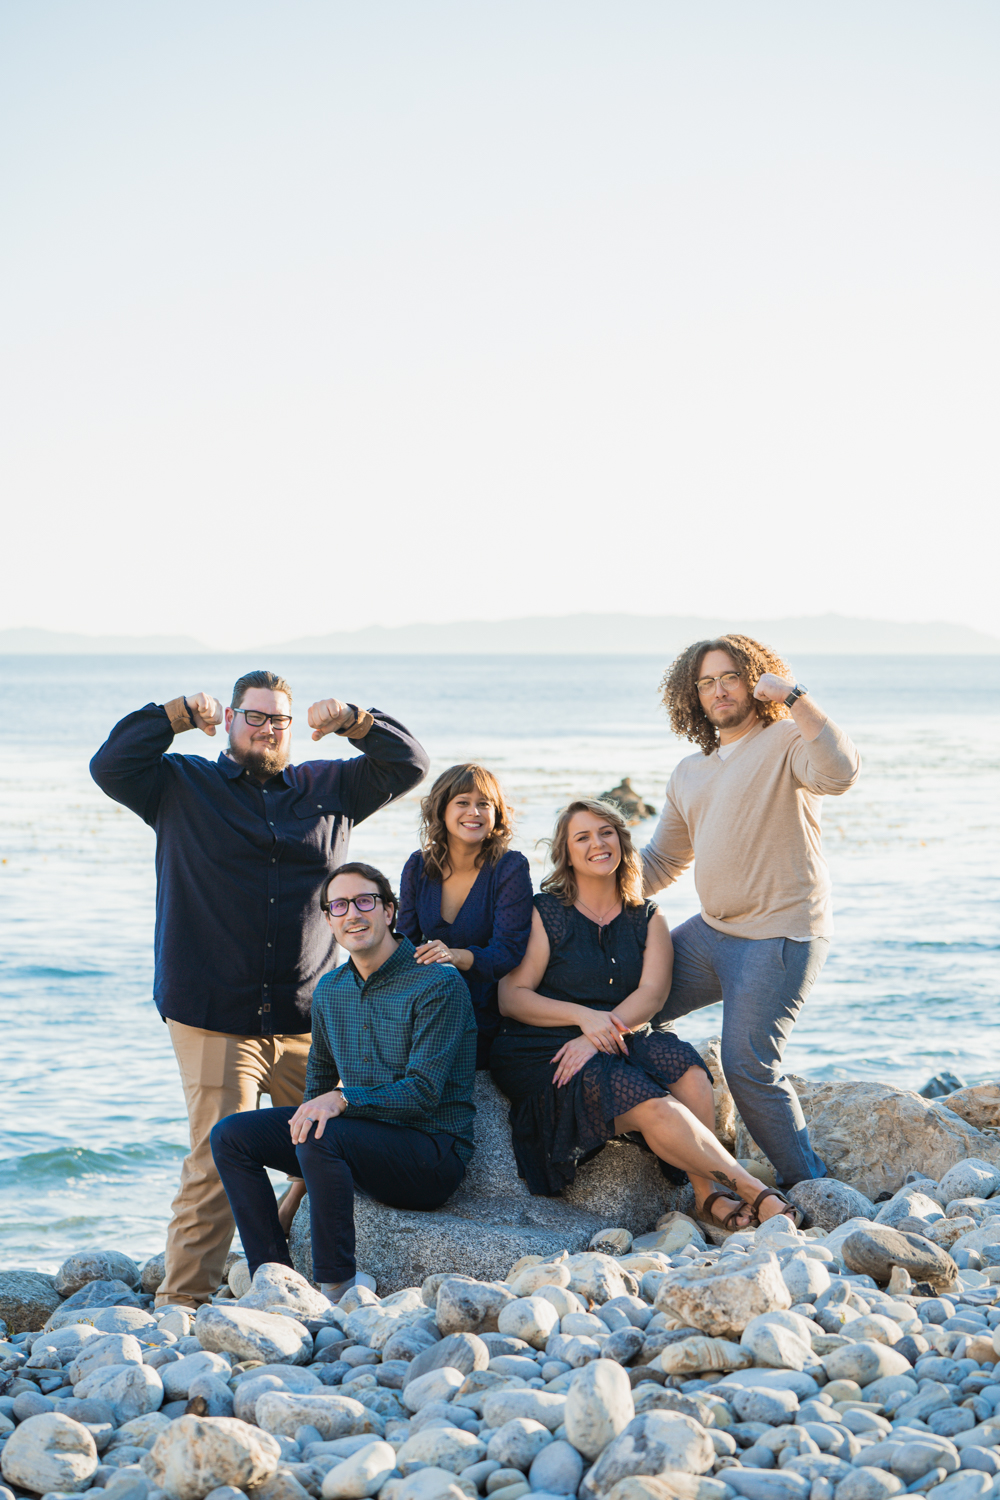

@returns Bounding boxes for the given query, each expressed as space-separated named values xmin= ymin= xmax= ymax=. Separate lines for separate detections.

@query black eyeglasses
xmin=322 ymin=893 xmax=386 ymax=917
xmin=234 ymin=709 xmax=293 ymax=729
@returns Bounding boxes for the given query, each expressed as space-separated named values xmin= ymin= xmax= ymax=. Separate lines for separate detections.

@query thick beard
xmin=228 ymin=740 xmax=290 ymax=780
xmin=709 ymin=700 xmax=757 ymax=732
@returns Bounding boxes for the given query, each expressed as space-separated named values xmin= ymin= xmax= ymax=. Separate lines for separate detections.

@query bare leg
xmin=276 ymin=1178 xmax=306 ymax=1235
xmin=615 ymin=1088 xmax=793 ymax=1225
xmin=665 ymin=1066 xmax=753 ymax=1231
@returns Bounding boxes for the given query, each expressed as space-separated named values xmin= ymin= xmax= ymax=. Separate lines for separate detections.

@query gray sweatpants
xmin=659 ymin=913 xmax=829 ymax=1187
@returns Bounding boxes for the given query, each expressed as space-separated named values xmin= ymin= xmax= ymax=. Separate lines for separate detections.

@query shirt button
xmin=271 ymin=858 xmax=276 ymax=864
xmin=267 ymin=942 xmax=272 ymax=948
xmin=270 ymin=898 xmax=275 ymax=904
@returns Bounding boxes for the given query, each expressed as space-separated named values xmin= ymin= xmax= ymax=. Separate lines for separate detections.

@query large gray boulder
xmin=0 ymin=1269 xmax=62 ymax=1335
xmin=291 ymin=1073 xmax=681 ymax=1293
xmin=54 ymin=1251 xmax=141 ymax=1297
xmin=736 ymin=1079 xmax=1000 ymax=1199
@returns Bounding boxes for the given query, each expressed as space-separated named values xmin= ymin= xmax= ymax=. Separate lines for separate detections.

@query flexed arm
xmin=89 ymin=691 xmax=223 ymax=823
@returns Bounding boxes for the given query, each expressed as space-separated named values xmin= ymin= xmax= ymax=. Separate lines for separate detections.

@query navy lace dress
xmin=490 ymin=892 xmax=712 ymax=1195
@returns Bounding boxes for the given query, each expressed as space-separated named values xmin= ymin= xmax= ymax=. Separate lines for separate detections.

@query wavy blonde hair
xmin=661 ymin=634 xmax=794 ymax=756
xmin=541 ymin=798 xmax=645 ymax=909
xmin=419 ymin=763 xmax=515 ymax=881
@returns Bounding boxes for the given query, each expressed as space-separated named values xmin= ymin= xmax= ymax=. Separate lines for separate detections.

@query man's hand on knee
xmin=289 ymin=1089 xmax=347 ymax=1143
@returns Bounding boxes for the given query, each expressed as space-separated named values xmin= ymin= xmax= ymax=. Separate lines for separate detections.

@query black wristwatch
xmin=784 ymin=683 xmax=808 ymax=707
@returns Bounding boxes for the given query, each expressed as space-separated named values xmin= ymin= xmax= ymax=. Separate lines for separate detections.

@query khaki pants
xmin=159 ymin=1020 xmax=311 ymax=1307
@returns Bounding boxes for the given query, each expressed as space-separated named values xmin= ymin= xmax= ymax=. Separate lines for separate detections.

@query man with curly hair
xmin=640 ymin=634 xmax=860 ymax=1194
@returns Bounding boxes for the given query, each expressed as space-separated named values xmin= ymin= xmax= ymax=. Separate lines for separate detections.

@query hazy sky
xmin=2 ymin=2 xmax=997 ymax=648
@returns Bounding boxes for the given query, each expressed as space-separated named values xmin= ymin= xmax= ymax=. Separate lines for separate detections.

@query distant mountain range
xmin=2 ymin=613 xmax=999 ymax=655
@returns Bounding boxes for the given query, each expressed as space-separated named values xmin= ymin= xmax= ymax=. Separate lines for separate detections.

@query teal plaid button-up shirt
xmin=305 ymin=935 xmax=477 ymax=1161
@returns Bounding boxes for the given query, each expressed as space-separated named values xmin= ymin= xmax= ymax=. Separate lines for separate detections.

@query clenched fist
xmin=308 ymin=697 xmax=353 ymax=740
xmin=753 ymin=673 xmax=796 ymax=704
xmin=186 ymin=692 xmax=224 ymax=735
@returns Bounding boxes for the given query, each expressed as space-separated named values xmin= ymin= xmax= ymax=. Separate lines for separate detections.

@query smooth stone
xmin=59 ymin=1281 xmax=143 ymax=1312
xmin=730 ymin=1388 xmax=800 ymax=1425
xmin=654 ymin=1255 xmax=792 ymax=1338
xmin=937 ymin=1163 xmax=1000 ymax=1204
xmin=481 ymin=1392 xmax=567 ymax=1434
xmin=406 ymin=1335 xmax=490 ymax=1387
xmin=254 ymin=1392 xmax=383 ymax=1441
xmin=497 ymin=1302 xmax=560 ymax=1353
xmin=68 ymin=1335 xmax=145 ymax=1387
xmin=13 ymin=1391 xmax=56 ymax=1419
xmin=581 ymin=1412 xmax=716 ymax=1497
xmin=604 ymin=1479 xmax=737 ymax=1500
xmin=232 ymin=1372 xmax=321 ymax=1425
xmin=396 ymin=1427 xmax=485 ymax=1476
xmin=320 ymin=1439 xmax=402 ymax=1497
xmin=840 ymin=1228 xmax=958 ymax=1293
xmin=74 ymin=1365 xmax=165 ymax=1425
xmin=959 ymin=1449 xmax=1000 ymax=1476
xmin=436 ymin=1282 xmax=517 ymax=1338
xmin=160 ymin=1351 xmax=232 ymax=1402
xmin=195 ymin=1305 xmax=312 ymax=1366
xmin=716 ymin=1370 xmax=821 ymax=1400
xmin=822 ymin=1339 xmax=915 ymax=1389
xmin=0 ymin=1272 xmax=62 ymax=1336
xmin=186 ymin=1374 xmax=237 ymax=1419
xmin=63 ymin=1309 xmax=157 ymax=1338
xmin=527 ymin=1440 xmax=584 ymax=1495
xmin=106 ymin=1415 xmax=172 ymax=1452
xmin=140 ymin=1415 xmax=280 ymax=1499
xmin=565 ymin=1256 xmax=638 ymax=1308
xmin=238 ymin=1265 xmax=332 ymax=1321
xmin=602 ymin=1330 xmax=645 ymax=1366
xmin=0 ymin=1411 xmax=99 ymax=1494
xmin=656 ymin=1337 xmax=752 ymax=1377
xmin=782 ymin=1254 xmax=832 ymax=1305
xmin=739 ymin=1312 xmax=815 ymax=1372
xmin=890 ymin=1441 xmax=959 ymax=1482
xmin=724 ymin=1475 xmax=810 ymax=1500
xmin=403 ymin=1368 xmax=466 ymax=1414
xmin=563 ymin=1360 xmax=634 ymax=1461
xmin=925 ymin=1475 xmax=994 ymax=1500
xmin=874 ymin=1191 xmax=944 ymax=1231
xmin=831 ymin=1468 xmax=903 ymax=1499
xmin=55 ymin=1254 xmax=141 ymax=1298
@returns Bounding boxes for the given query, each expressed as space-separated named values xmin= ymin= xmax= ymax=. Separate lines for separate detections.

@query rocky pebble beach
xmin=3 ymin=1156 xmax=1000 ymax=1500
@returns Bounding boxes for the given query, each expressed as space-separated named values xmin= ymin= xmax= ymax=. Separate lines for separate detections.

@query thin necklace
xmin=575 ymin=893 xmax=621 ymax=926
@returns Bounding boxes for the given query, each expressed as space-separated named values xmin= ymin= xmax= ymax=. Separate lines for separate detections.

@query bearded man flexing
xmin=641 ymin=635 xmax=860 ymax=1204
xmin=91 ymin=669 xmax=428 ymax=1307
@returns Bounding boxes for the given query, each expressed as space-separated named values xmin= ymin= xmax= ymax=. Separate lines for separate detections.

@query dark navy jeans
xmin=657 ymin=914 xmax=829 ymax=1187
xmin=210 ymin=1108 xmax=466 ymax=1283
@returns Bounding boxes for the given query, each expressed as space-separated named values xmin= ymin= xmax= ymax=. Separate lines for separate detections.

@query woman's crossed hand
xmin=552 ymin=1008 xmax=630 ymax=1087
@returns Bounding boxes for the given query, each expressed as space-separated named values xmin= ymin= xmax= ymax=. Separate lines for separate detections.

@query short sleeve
xmin=534 ymin=892 xmax=570 ymax=949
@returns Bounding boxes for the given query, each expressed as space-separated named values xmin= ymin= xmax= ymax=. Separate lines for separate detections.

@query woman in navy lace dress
xmin=398 ymin=763 xmax=533 ymax=1069
xmin=492 ymin=798 xmax=798 ymax=1232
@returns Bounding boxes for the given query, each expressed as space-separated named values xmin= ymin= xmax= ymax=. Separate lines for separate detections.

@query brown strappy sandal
xmin=750 ymin=1186 xmax=808 ymax=1228
xmin=696 ymin=1188 xmax=755 ymax=1236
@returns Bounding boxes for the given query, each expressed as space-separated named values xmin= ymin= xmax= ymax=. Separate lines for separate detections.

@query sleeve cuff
xmin=335 ymin=705 xmax=375 ymax=740
xmin=162 ymin=697 xmax=195 ymax=735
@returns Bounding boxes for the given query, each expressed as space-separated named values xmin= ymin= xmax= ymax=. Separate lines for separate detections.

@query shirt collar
xmin=347 ymin=935 xmax=416 ymax=988
xmin=217 ymin=752 xmax=294 ymax=787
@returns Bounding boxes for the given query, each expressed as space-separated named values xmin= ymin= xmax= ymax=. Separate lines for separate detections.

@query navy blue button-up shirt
xmin=90 ymin=703 xmax=429 ymax=1036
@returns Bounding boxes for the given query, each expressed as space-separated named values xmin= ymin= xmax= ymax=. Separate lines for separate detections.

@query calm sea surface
xmin=1 ymin=653 xmax=998 ymax=1271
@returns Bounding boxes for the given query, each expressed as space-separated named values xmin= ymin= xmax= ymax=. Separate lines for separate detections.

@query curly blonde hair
xmin=541 ymin=798 xmax=645 ymax=909
xmin=661 ymin=634 xmax=794 ymax=756
xmin=419 ymin=763 xmax=515 ymax=881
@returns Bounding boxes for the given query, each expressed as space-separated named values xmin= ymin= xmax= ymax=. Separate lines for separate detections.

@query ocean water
xmin=1 ymin=652 xmax=998 ymax=1273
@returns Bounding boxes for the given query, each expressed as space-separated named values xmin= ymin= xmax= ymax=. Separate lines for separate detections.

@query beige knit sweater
xmin=640 ymin=716 xmax=861 ymax=941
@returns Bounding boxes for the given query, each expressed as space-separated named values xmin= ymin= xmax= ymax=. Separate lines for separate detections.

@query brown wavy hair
xmin=541 ymin=798 xmax=645 ymax=909
xmin=419 ymin=763 xmax=515 ymax=881
xmin=661 ymin=634 xmax=794 ymax=756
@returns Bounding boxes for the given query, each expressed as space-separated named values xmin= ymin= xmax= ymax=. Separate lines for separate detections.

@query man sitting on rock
xmin=211 ymin=862 xmax=477 ymax=1302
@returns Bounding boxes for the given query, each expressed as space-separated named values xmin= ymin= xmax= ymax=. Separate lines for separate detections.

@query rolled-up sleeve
xmin=335 ymin=711 xmax=430 ymax=825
